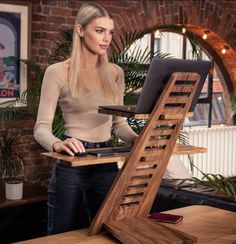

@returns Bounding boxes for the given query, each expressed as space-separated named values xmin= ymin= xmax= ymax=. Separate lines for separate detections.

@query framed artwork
xmin=0 ymin=1 xmax=31 ymax=104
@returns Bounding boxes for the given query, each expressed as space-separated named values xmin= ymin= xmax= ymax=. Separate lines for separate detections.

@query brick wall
xmin=2 ymin=0 xmax=236 ymax=185
xmin=31 ymin=0 xmax=236 ymax=108
xmin=31 ymin=0 xmax=236 ymax=89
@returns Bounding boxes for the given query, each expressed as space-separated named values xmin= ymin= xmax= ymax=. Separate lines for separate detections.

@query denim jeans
xmin=47 ymin=137 xmax=118 ymax=235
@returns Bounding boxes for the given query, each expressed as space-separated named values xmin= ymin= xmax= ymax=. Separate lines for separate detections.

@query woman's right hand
xmin=53 ymin=138 xmax=85 ymax=156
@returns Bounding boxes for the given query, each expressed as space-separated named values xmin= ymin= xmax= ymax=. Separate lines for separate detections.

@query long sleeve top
xmin=34 ymin=61 xmax=137 ymax=151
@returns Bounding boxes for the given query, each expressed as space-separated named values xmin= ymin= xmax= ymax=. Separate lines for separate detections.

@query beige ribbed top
xmin=34 ymin=61 xmax=137 ymax=151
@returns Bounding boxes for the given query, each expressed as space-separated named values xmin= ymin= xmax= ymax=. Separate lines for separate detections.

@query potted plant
xmin=0 ymin=128 xmax=24 ymax=200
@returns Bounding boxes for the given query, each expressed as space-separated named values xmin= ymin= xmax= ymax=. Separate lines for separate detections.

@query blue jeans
xmin=47 ymin=138 xmax=118 ymax=235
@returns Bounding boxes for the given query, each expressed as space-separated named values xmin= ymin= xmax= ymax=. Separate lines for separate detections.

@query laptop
xmin=99 ymin=58 xmax=212 ymax=114
xmin=90 ymin=58 xmax=212 ymax=157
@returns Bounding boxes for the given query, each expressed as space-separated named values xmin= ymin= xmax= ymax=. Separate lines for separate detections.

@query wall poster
xmin=0 ymin=1 xmax=31 ymax=104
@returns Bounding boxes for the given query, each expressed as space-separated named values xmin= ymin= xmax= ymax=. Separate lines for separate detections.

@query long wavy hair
xmin=69 ymin=2 xmax=118 ymax=102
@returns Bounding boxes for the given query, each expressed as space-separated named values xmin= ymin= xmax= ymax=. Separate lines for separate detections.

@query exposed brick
xmin=32 ymin=3 xmax=42 ymax=12
xmin=32 ymin=40 xmax=40 ymax=47
xmin=32 ymin=31 xmax=41 ymax=40
xmin=39 ymin=48 xmax=50 ymax=56
xmin=51 ymin=7 xmax=71 ymax=16
xmin=42 ymin=6 xmax=51 ymax=15
xmin=47 ymin=16 xmax=67 ymax=24
xmin=67 ymin=17 xmax=76 ymax=25
xmin=32 ymin=14 xmax=47 ymax=22
xmin=31 ymin=48 xmax=38 ymax=56
xmin=42 ymin=0 xmax=58 ymax=6
xmin=40 ymin=40 xmax=50 ymax=48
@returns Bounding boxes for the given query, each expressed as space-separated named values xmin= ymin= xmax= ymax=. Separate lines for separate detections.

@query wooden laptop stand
xmin=85 ymin=72 xmax=200 ymax=243
xmin=42 ymin=72 xmax=203 ymax=243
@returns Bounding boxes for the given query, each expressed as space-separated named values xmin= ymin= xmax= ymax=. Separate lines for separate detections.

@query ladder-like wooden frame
xmin=88 ymin=72 xmax=201 ymax=243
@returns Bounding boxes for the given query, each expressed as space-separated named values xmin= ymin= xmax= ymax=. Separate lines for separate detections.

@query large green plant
xmin=175 ymin=169 xmax=236 ymax=201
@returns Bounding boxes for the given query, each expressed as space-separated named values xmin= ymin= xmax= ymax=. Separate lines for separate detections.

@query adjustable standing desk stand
xmin=42 ymin=72 xmax=202 ymax=243
xmin=87 ymin=72 xmax=201 ymax=243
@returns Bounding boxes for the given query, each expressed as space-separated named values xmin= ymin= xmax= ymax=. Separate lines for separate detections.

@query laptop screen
xmin=135 ymin=58 xmax=212 ymax=113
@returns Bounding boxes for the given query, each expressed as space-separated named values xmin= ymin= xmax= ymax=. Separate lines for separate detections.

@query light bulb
xmin=202 ymin=30 xmax=210 ymax=40
xmin=221 ymin=45 xmax=229 ymax=54
xmin=202 ymin=33 xmax=208 ymax=40
xmin=221 ymin=48 xmax=226 ymax=54
xmin=154 ymin=30 xmax=160 ymax=38
xmin=182 ymin=27 xmax=186 ymax=34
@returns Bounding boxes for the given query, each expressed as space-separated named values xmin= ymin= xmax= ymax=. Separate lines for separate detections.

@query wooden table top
xmin=41 ymin=143 xmax=207 ymax=167
xmin=17 ymin=205 xmax=236 ymax=244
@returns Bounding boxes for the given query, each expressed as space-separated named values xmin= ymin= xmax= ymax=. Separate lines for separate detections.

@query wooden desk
xmin=17 ymin=205 xmax=236 ymax=244
xmin=41 ymin=143 xmax=207 ymax=167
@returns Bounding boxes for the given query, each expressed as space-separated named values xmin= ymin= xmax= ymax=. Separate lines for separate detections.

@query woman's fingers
xmin=53 ymin=138 xmax=85 ymax=156
xmin=64 ymin=138 xmax=85 ymax=153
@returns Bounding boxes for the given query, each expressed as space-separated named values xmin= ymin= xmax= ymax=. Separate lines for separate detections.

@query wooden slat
xmin=149 ymin=128 xmax=174 ymax=135
xmin=147 ymin=138 xmax=169 ymax=146
xmin=159 ymin=114 xmax=185 ymax=120
xmin=125 ymin=187 xmax=147 ymax=195
xmin=142 ymin=148 xmax=165 ymax=156
xmin=152 ymin=119 xmax=179 ymax=126
xmin=139 ymin=155 xmax=162 ymax=162
xmin=171 ymin=85 xmax=194 ymax=93
xmin=162 ymin=108 xmax=185 ymax=115
xmin=132 ymin=171 xmax=155 ymax=179
xmin=129 ymin=177 xmax=153 ymax=186
xmin=166 ymin=96 xmax=189 ymax=104
xmin=120 ymin=194 xmax=143 ymax=205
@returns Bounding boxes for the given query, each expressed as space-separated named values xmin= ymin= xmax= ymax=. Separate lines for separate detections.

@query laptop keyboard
xmin=87 ymin=147 xmax=131 ymax=157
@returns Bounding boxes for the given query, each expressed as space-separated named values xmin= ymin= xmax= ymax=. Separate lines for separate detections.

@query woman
xmin=34 ymin=2 xmax=137 ymax=235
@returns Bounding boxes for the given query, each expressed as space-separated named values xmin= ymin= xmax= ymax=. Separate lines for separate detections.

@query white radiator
xmin=180 ymin=126 xmax=236 ymax=179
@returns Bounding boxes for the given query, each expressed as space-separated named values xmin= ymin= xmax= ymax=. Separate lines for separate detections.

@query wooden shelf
xmin=0 ymin=180 xmax=47 ymax=209
xmin=41 ymin=143 xmax=207 ymax=167
xmin=0 ymin=180 xmax=48 ymax=243
xmin=98 ymin=108 xmax=193 ymax=119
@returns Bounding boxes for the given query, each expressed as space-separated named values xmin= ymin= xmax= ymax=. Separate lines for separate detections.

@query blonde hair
xmin=69 ymin=2 xmax=118 ymax=102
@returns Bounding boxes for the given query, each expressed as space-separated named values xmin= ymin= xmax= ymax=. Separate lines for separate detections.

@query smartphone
xmin=148 ymin=212 xmax=183 ymax=224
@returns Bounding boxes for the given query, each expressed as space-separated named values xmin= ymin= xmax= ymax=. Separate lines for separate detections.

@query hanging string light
xmin=202 ymin=30 xmax=210 ymax=40
xmin=221 ymin=45 xmax=229 ymax=54
xmin=181 ymin=27 xmax=186 ymax=34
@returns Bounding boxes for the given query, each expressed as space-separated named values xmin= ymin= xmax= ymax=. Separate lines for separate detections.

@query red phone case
xmin=148 ymin=212 xmax=183 ymax=224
